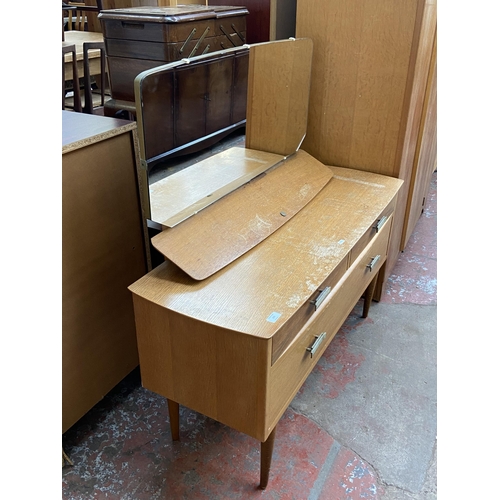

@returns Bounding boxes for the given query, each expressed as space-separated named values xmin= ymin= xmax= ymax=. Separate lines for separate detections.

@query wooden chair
xmin=65 ymin=1 xmax=103 ymax=32
xmin=62 ymin=44 xmax=82 ymax=112
xmin=66 ymin=2 xmax=86 ymax=31
xmin=83 ymin=41 xmax=107 ymax=114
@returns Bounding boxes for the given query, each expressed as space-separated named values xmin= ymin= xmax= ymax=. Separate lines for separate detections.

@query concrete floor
xmin=62 ymin=132 xmax=437 ymax=499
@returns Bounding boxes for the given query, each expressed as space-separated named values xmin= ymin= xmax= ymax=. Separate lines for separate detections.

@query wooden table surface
xmin=63 ymin=31 xmax=104 ymax=80
xmin=62 ymin=110 xmax=136 ymax=153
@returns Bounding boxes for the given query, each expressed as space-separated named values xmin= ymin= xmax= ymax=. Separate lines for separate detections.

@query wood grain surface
xmin=149 ymin=147 xmax=284 ymax=226
xmin=245 ymin=37 xmax=313 ymax=156
xmin=130 ymin=165 xmax=402 ymax=340
xmin=151 ymin=149 xmax=332 ymax=279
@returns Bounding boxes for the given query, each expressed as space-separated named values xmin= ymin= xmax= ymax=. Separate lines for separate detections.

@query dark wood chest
xmin=99 ymin=5 xmax=248 ymax=101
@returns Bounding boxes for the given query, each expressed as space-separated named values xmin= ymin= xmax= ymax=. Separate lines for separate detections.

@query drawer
xmin=350 ymin=196 xmax=396 ymax=265
xmin=105 ymin=36 xmax=217 ymax=62
xmin=101 ymin=11 xmax=247 ymax=44
xmin=271 ymin=254 xmax=349 ymax=364
xmin=266 ymin=216 xmax=392 ymax=431
xmin=216 ymin=17 xmax=247 ymax=45
xmin=102 ymin=18 xmax=218 ymax=44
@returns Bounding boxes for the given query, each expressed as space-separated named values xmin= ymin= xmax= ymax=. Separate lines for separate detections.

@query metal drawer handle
xmin=189 ymin=27 xmax=210 ymax=58
xmin=367 ymin=255 xmax=381 ymax=272
xmin=179 ymin=28 xmax=197 ymax=55
xmin=374 ymin=216 xmax=388 ymax=233
xmin=306 ymin=332 xmax=327 ymax=358
xmin=310 ymin=286 xmax=331 ymax=311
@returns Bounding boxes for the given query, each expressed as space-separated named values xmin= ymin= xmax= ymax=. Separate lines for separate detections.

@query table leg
xmin=362 ymin=271 xmax=379 ymax=318
xmin=259 ymin=426 xmax=277 ymax=490
xmin=167 ymin=399 xmax=180 ymax=441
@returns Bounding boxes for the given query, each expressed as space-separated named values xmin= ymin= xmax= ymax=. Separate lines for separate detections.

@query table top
xmin=63 ymin=31 xmax=103 ymax=61
xmin=62 ymin=111 xmax=136 ymax=153
xmin=129 ymin=164 xmax=403 ymax=340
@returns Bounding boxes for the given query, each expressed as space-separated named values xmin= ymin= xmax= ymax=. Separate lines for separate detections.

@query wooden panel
xmin=245 ymin=37 xmax=313 ymax=156
xmin=151 ymin=150 xmax=333 ymax=279
xmin=386 ymin=0 xmax=436 ymax=268
xmin=149 ymin=147 xmax=284 ymax=226
xmin=402 ymin=27 xmax=437 ymax=247
xmin=296 ymin=0 xmax=420 ymax=174
xmin=133 ymin=47 xmax=248 ymax=167
xmin=132 ymin=295 xmax=270 ymax=441
xmin=106 ymin=55 xmax=160 ymax=100
xmin=296 ymin=0 xmax=437 ymax=297
xmin=62 ymin=126 xmax=148 ymax=433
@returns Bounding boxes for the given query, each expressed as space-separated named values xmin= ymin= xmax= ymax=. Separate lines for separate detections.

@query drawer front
xmin=266 ymin=216 xmax=392 ymax=432
xmin=350 ymin=196 xmax=396 ymax=265
xmin=102 ymin=19 xmax=217 ymax=43
xmin=271 ymin=254 xmax=349 ymax=364
xmin=102 ymin=17 xmax=246 ymax=44
xmin=106 ymin=36 xmax=217 ymax=62
xmin=216 ymin=18 xmax=247 ymax=46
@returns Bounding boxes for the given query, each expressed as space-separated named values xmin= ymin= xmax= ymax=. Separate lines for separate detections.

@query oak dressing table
xmin=128 ymin=39 xmax=403 ymax=488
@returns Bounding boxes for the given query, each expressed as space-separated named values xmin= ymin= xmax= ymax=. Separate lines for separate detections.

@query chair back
xmin=67 ymin=2 xmax=86 ymax=31
xmin=66 ymin=1 xmax=103 ymax=31
xmin=62 ymin=44 xmax=82 ymax=112
xmin=83 ymin=42 xmax=107 ymax=114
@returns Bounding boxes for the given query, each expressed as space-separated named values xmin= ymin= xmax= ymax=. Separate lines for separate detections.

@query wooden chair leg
xmin=362 ymin=271 xmax=379 ymax=318
xmin=62 ymin=44 xmax=81 ymax=112
xmin=83 ymin=41 xmax=106 ymax=114
xmin=259 ymin=426 xmax=276 ymax=490
xmin=167 ymin=399 xmax=180 ymax=441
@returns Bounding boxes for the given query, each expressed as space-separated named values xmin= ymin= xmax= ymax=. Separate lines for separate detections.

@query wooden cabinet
xmin=99 ymin=5 xmax=248 ymax=102
xmin=62 ymin=111 xmax=150 ymax=433
xmin=296 ymin=0 xmax=437 ymax=294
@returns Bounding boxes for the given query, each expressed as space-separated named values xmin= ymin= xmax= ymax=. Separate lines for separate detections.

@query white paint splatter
xmin=299 ymin=183 xmax=312 ymax=199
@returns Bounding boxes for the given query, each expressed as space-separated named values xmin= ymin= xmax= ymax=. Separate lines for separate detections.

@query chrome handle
xmin=367 ymin=255 xmax=381 ymax=272
xmin=310 ymin=286 xmax=331 ymax=311
xmin=306 ymin=332 xmax=327 ymax=358
xmin=374 ymin=216 xmax=388 ymax=233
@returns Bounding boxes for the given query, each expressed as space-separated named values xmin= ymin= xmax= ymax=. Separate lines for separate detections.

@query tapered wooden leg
xmin=362 ymin=271 xmax=379 ymax=318
xmin=259 ymin=427 xmax=277 ymax=490
xmin=167 ymin=399 xmax=180 ymax=441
